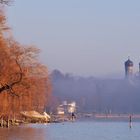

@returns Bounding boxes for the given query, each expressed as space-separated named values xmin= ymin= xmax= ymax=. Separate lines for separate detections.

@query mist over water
xmin=50 ymin=70 xmax=140 ymax=113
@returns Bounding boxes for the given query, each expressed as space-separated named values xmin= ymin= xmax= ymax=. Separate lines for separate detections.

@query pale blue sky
xmin=6 ymin=0 xmax=140 ymax=77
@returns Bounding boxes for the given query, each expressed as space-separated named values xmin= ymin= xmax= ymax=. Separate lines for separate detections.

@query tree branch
xmin=9 ymin=60 xmax=23 ymax=87
xmin=0 ymin=59 xmax=23 ymax=96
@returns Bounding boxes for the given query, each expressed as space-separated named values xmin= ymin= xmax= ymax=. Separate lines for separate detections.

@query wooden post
xmin=7 ymin=116 xmax=9 ymax=128
xmin=129 ymin=115 xmax=132 ymax=128
xmin=1 ymin=117 xmax=3 ymax=128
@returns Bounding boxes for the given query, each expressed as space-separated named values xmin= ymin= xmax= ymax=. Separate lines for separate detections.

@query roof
xmin=125 ymin=59 xmax=133 ymax=66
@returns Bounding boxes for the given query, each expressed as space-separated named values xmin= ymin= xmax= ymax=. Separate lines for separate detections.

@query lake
xmin=0 ymin=120 xmax=140 ymax=140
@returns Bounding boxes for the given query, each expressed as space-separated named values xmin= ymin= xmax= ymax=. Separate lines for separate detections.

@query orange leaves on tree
xmin=0 ymin=11 xmax=51 ymax=117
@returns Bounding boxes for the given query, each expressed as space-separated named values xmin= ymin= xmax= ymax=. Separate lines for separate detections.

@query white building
xmin=57 ymin=101 xmax=76 ymax=115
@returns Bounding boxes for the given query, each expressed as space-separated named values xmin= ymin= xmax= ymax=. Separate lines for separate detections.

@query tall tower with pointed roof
xmin=139 ymin=63 xmax=140 ymax=74
xmin=125 ymin=57 xmax=133 ymax=78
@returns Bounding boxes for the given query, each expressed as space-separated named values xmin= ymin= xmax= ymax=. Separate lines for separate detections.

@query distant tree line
xmin=0 ymin=0 xmax=11 ymax=5
xmin=51 ymin=70 xmax=140 ymax=114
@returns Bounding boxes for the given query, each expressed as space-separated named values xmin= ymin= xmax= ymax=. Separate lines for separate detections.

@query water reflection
xmin=0 ymin=124 xmax=48 ymax=140
xmin=0 ymin=121 xmax=140 ymax=140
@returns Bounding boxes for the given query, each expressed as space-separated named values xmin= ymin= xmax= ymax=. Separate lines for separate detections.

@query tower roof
xmin=125 ymin=59 xmax=133 ymax=66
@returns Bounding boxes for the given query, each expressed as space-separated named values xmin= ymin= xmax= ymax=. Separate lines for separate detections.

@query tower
xmin=125 ymin=58 xmax=133 ymax=78
xmin=139 ymin=63 xmax=140 ymax=74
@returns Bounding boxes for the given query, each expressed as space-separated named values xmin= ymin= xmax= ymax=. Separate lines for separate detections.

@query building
xmin=139 ymin=63 xmax=140 ymax=74
xmin=125 ymin=58 xmax=133 ymax=79
xmin=57 ymin=101 xmax=76 ymax=115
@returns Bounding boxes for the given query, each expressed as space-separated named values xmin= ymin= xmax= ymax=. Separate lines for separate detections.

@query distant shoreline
xmin=76 ymin=113 xmax=140 ymax=121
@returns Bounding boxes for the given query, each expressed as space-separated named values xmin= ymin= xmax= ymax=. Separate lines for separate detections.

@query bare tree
xmin=0 ymin=6 xmax=51 ymax=116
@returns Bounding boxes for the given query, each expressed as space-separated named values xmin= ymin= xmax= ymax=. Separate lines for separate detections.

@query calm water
xmin=0 ymin=121 xmax=140 ymax=140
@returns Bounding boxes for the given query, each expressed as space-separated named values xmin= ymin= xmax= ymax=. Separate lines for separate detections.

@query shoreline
xmin=1 ymin=113 xmax=140 ymax=128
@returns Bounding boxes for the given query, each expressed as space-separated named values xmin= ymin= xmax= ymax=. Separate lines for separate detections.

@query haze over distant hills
xmin=50 ymin=69 xmax=140 ymax=114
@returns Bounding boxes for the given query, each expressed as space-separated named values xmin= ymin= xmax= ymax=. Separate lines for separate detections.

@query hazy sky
xmin=6 ymin=0 xmax=140 ymax=77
